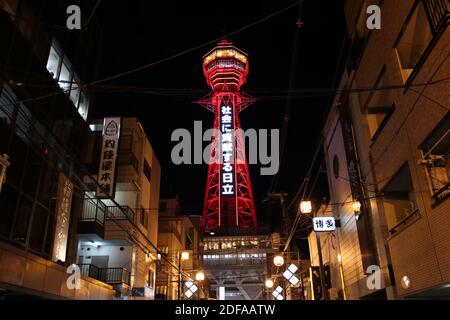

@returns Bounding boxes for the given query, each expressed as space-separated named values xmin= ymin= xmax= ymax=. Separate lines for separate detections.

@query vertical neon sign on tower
xmin=197 ymin=40 xmax=257 ymax=232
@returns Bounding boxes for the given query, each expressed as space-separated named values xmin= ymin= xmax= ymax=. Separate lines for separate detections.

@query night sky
xmin=92 ymin=0 xmax=346 ymax=232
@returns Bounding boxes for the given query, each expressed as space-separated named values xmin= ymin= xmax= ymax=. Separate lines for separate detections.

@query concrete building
xmin=319 ymin=0 xmax=449 ymax=299
xmin=156 ymin=198 xmax=202 ymax=300
xmin=0 ymin=0 xmax=114 ymax=299
xmin=77 ymin=117 xmax=161 ymax=299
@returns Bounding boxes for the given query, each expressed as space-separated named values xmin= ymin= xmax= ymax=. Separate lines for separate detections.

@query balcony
xmin=423 ymin=0 xmax=450 ymax=34
xmin=78 ymin=198 xmax=136 ymax=239
xmin=79 ymin=264 xmax=131 ymax=286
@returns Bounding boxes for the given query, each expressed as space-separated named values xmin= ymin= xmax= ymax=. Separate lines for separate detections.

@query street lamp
xmin=273 ymin=255 xmax=284 ymax=267
xmin=195 ymin=271 xmax=205 ymax=282
xmin=352 ymin=200 xmax=362 ymax=221
xmin=300 ymin=201 xmax=312 ymax=214
xmin=181 ymin=251 xmax=190 ymax=261
xmin=352 ymin=200 xmax=361 ymax=212
xmin=265 ymin=279 xmax=274 ymax=289
xmin=178 ymin=251 xmax=190 ymax=300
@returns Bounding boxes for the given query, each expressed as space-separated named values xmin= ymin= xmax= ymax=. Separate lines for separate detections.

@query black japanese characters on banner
xmin=96 ymin=117 xmax=121 ymax=198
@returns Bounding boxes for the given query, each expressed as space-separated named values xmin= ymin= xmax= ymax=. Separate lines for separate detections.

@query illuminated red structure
xmin=197 ymin=40 xmax=257 ymax=233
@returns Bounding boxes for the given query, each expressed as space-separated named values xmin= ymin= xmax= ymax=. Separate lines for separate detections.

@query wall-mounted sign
xmin=52 ymin=173 xmax=73 ymax=262
xmin=96 ymin=117 xmax=121 ymax=198
xmin=220 ymin=100 xmax=235 ymax=196
xmin=313 ymin=217 xmax=336 ymax=232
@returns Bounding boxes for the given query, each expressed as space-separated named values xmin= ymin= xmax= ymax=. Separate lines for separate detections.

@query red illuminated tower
xmin=197 ymin=40 xmax=257 ymax=233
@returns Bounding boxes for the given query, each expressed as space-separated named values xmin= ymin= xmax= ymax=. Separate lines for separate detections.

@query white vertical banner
xmin=52 ymin=173 xmax=73 ymax=262
xmin=96 ymin=117 xmax=121 ymax=198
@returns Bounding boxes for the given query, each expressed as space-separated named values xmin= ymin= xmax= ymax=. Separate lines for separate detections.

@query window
xmin=333 ymin=155 xmax=340 ymax=179
xmin=143 ymin=159 xmax=152 ymax=182
xmin=0 ymin=83 xmax=16 ymax=125
xmin=46 ymin=39 xmax=89 ymax=121
xmin=159 ymin=201 xmax=167 ymax=213
xmin=0 ymin=185 xmax=18 ymax=239
xmin=365 ymin=68 xmax=395 ymax=140
xmin=119 ymin=135 xmax=133 ymax=151
xmin=396 ymin=1 xmax=433 ymax=81
xmin=420 ymin=112 xmax=450 ymax=202
xmin=382 ymin=164 xmax=418 ymax=231
xmin=46 ymin=41 xmax=62 ymax=80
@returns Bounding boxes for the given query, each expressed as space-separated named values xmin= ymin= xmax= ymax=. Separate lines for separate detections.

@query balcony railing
xmin=81 ymin=198 xmax=106 ymax=226
xmin=106 ymin=205 xmax=135 ymax=221
xmin=99 ymin=267 xmax=131 ymax=286
xmin=423 ymin=0 xmax=450 ymax=33
xmin=80 ymin=199 xmax=135 ymax=224
xmin=79 ymin=264 xmax=131 ymax=286
xmin=79 ymin=264 xmax=100 ymax=279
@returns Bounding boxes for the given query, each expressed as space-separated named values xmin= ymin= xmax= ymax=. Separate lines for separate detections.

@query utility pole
xmin=178 ymin=252 xmax=182 ymax=300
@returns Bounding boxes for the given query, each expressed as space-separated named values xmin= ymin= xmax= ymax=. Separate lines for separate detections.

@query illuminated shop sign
xmin=96 ymin=117 xmax=121 ymax=198
xmin=313 ymin=217 xmax=336 ymax=232
xmin=52 ymin=173 xmax=73 ymax=262
xmin=220 ymin=100 xmax=235 ymax=196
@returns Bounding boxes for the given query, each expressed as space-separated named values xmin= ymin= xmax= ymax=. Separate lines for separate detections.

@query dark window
xmin=333 ymin=155 xmax=340 ymax=179
xmin=159 ymin=202 xmax=167 ymax=213
xmin=143 ymin=159 xmax=151 ymax=182
xmin=0 ymin=185 xmax=18 ymax=239
xmin=44 ymin=214 xmax=54 ymax=256
xmin=8 ymin=135 xmax=27 ymax=187
xmin=29 ymin=205 xmax=48 ymax=253
xmin=22 ymin=148 xmax=42 ymax=197
xmin=119 ymin=135 xmax=133 ymax=152
xmin=396 ymin=1 xmax=433 ymax=82
xmin=12 ymin=195 xmax=33 ymax=245
xmin=382 ymin=164 xmax=417 ymax=231
xmin=37 ymin=165 xmax=58 ymax=209
xmin=365 ymin=68 xmax=395 ymax=141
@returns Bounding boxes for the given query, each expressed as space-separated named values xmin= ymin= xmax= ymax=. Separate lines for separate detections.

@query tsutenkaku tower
xmin=197 ymin=40 xmax=257 ymax=233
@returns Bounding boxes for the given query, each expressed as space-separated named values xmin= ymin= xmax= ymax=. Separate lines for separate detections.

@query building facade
xmin=318 ymin=0 xmax=449 ymax=299
xmin=0 ymin=0 xmax=112 ymax=299
xmin=156 ymin=198 xmax=202 ymax=300
xmin=77 ymin=117 xmax=161 ymax=299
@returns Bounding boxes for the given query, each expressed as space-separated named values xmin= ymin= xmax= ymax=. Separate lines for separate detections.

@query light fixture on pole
xmin=178 ymin=251 xmax=190 ymax=300
xmin=300 ymin=200 xmax=312 ymax=214
xmin=265 ymin=279 xmax=274 ymax=289
xmin=181 ymin=251 xmax=190 ymax=261
xmin=353 ymin=200 xmax=362 ymax=221
xmin=195 ymin=271 xmax=205 ymax=282
xmin=273 ymin=255 xmax=285 ymax=267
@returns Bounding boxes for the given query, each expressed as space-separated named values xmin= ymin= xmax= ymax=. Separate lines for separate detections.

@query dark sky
xmin=92 ymin=0 xmax=346 ymax=229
